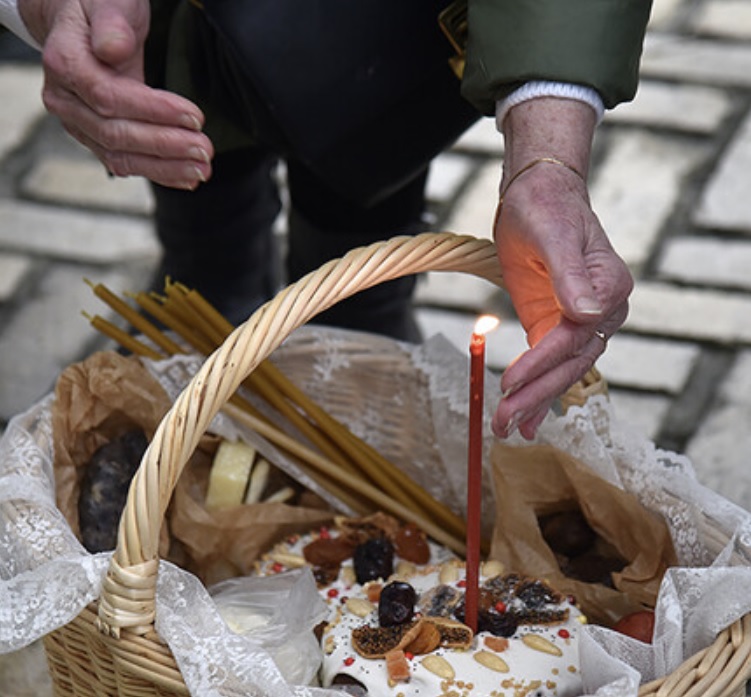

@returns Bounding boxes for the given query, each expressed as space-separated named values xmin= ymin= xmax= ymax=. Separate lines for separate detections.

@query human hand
xmin=19 ymin=0 xmax=213 ymax=188
xmin=492 ymin=98 xmax=633 ymax=440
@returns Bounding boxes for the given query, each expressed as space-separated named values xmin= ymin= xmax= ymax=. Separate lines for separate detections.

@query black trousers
xmin=146 ymin=0 xmax=477 ymax=339
xmin=151 ymin=147 xmax=429 ymax=339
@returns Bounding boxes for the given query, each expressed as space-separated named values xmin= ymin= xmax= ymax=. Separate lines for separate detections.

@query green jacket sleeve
xmin=461 ymin=0 xmax=653 ymax=115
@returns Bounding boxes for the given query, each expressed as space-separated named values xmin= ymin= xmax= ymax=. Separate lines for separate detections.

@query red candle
xmin=465 ymin=315 xmax=499 ymax=634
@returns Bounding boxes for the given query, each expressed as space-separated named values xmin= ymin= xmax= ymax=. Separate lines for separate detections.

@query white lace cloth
xmin=1 ymin=327 xmax=751 ymax=696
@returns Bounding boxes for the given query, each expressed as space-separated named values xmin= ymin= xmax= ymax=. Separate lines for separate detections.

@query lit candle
xmin=465 ymin=314 xmax=499 ymax=634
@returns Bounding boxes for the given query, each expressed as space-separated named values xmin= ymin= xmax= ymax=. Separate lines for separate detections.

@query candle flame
xmin=473 ymin=314 xmax=500 ymax=336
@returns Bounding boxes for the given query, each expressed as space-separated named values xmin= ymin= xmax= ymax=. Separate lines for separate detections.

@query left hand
xmin=491 ymin=98 xmax=633 ymax=440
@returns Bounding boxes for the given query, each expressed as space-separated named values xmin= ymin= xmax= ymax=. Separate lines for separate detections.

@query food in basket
xmin=612 ymin=610 xmax=655 ymax=644
xmin=78 ymin=429 xmax=148 ymax=552
xmin=205 ymin=438 xmax=302 ymax=510
xmin=539 ymin=508 xmax=627 ymax=587
xmin=256 ymin=514 xmax=585 ymax=696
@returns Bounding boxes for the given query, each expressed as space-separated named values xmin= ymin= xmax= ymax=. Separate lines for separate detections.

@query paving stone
xmin=691 ymin=0 xmax=751 ymax=40
xmin=416 ymin=306 xmax=527 ymax=371
xmin=598 ymin=333 xmax=700 ymax=393
xmin=693 ymin=111 xmax=751 ymax=234
xmin=426 ymin=152 xmax=475 ymax=204
xmin=0 ymin=264 xmax=144 ymax=421
xmin=415 ymin=270 xmax=501 ymax=312
xmin=21 ymin=156 xmax=155 ymax=215
xmin=0 ymin=64 xmax=44 ymax=162
xmin=607 ymin=388 xmax=672 ymax=440
xmin=647 ymin=0 xmax=687 ymax=30
xmin=640 ymin=32 xmax=751 ymax=87
xmin=685 ymin=349 xmax=751 ymax=512
xmin=0 ymin=200 xmax=159 ymax=263
xmin=451 ymin=117 xmax=504 ymax=156
xmin=625 ymin=281 xmax=751 ymax=344
xmin=658 ymin=236 xmax=751 ymax=290
xmin=442 ymin=162 xmax=500 ymax=239
xmin=605 ymin=80 xmax=733 ymax=133
xmin=590 ymin=130 xmax=707 ymax=269
xmin=0 ymin=251 xmax=32 ymax=301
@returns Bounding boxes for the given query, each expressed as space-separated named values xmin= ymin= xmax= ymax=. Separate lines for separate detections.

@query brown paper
xmin=490 ymin=441 xmax=678 ymax=626
xmin=51 ymin=350 xmax=336 ymax=584
xmin=52 ymin=351 xmax=172 ymax=540
xmin=170 ymin=451 xmax=335 ymax=586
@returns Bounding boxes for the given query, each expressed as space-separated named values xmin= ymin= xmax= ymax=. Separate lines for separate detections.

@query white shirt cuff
xmin=0 ymin=0 xmax=41 ymax=49
xmin=495 ymin=81 xmax=605 ymax=131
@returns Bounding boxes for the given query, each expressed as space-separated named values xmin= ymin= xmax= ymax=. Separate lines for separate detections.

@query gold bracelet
xmin=498 ymin=157 xmax=585 ymax=207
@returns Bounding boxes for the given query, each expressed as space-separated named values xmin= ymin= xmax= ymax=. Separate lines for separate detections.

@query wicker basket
xmin=40 ymin=232 xmax=751 ymax=697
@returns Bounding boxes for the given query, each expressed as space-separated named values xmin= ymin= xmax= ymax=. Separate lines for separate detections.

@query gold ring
xmin=594 ymin=330 xmax=608 ymax=347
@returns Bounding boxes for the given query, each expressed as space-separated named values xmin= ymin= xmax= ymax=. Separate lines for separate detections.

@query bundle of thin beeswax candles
xmin=84 ymin=279 xmax=470 ymax=555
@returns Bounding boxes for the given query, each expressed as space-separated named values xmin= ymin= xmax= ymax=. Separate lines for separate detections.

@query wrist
xmin=18 ymin=0 xmax=67 ymax=45
xmin=500 ymin=97 xmax=596 ymax=181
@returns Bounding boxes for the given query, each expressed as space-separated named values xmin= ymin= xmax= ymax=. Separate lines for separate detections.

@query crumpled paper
xmin=489 ymin=441 xmax=678 ymax=626
xmin=51 ymin=350 xmax=335 ymax=585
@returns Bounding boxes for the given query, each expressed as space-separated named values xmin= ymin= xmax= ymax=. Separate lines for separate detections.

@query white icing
xmin=319 ymin=565 xmax=583 ymax=697
xmin=259 ymin=528 xmax=583 ymax=697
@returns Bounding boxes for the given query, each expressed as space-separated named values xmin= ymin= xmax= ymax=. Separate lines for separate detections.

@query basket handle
xmin=94 ymin=232 xmax=558 ymax=636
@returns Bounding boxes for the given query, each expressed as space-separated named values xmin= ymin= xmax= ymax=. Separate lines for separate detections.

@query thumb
xmin=550 ymin=253 xmax=603 ymax=323
xmin=87 ymin=1 xmax=145 ymax=71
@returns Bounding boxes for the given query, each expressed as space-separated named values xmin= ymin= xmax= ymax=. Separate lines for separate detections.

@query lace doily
xmin=1 ymin=327 xmax=750 ymax=697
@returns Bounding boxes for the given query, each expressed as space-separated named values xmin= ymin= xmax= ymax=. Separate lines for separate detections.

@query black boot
xmin=150 ymin=147 xmax=282 ymax=326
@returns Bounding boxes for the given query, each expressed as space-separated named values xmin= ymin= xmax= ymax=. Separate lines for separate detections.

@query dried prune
xmin=478 ymin=609 xmax=518 ymax=638
xmin=353 ymin=537 xmax=394 ymax=584
xmin=378 ymin=581 xmax=416 ymax=627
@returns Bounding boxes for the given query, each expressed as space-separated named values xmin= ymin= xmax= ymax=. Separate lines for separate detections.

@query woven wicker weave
xmin=42 ymin=232 xmax=751 ymax=696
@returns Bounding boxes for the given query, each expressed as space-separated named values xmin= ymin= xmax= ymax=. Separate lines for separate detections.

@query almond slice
xmin=474 ymin=650 xmax=509 ymax=673
xmin=521 ymin=633 xmax=563 ymax=656
xmin=421 ymin=654 xmax=455 ymax=680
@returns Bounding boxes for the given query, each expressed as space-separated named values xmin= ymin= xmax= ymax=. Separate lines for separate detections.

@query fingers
xmin=492 ymin=310 xmax=625 ymax=440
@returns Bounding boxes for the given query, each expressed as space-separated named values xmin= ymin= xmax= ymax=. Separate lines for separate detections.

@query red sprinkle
xmin=271 ymin=562 xmax=284 ymax=573
xmin=343 ymin=657 xmax=355 ymax=666
xmin=494 ymin=601 xmax=507 ymax=613
xmin=327 ymin=588 xmax=339 ymax=598
xmin=404 ymin=652 xmax=414 ymax=661
xmin=456 ymin=580 xmax=467 ymax=588
xmin=319 ymin=526 xmax=331 ymax=539
xmin=558 ymin=629 xmax=571 ymax=639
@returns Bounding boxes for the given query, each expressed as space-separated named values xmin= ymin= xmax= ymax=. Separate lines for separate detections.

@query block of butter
xmin=205 ymin=439 xmax=257 ymax=510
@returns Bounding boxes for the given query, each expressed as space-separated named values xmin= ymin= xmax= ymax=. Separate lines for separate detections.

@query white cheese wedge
xmin=205 ymin=439 xmax=257 ymax=510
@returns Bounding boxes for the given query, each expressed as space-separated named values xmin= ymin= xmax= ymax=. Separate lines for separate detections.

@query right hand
xmin=19 ymin=0 xmax=214 ymax=188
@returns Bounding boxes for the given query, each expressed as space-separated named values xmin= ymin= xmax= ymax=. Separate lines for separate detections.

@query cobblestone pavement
xmin=1 ymin=1 xmax=751 ymax=694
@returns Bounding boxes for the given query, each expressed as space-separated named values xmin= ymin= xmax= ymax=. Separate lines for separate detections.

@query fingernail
xmin=188 ymin=146 xmax=210 ymax=163
xmin=181 ymin=113 xmax=203 ymax=131
xmin=575 ymin=296 xmax=603 ymax=315
xmin=502 ymin=383 xmax=520 ymax=400
xmin=503 ymin=411 xmax=523 ymax=438
xmin=186 ymin=166 xmax=206 ymax=183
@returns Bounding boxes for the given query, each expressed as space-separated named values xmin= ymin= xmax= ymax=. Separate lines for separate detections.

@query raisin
xmin=353 ymin=537 xmax=394 ymax=584
xmin=378 ymin=581 xmax=416 ymax=627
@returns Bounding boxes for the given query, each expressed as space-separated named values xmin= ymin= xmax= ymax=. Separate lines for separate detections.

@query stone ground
xmin=1 ymin=0 xmax=751 ymax=694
